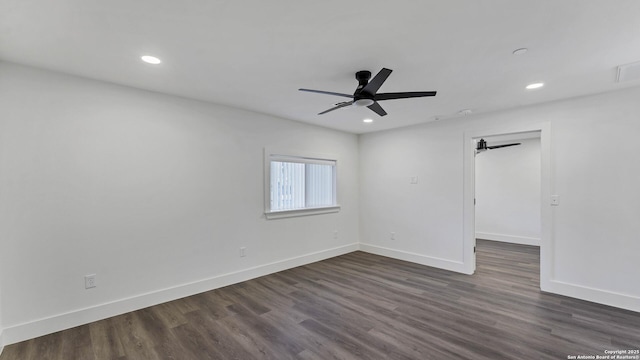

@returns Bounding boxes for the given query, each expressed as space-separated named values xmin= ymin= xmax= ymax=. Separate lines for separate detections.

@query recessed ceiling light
xmin=512 ymin=48 xmax=528 ymax=56
xmin=526 ymin=82 xmax=544 ymax=90
xmin=363 ymin=118 xmax=373 ymax=123
xmin=141 ymin=55 xmax=161 ymax=65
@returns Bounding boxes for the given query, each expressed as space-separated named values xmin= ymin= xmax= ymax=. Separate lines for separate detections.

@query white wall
xmin=0 ymin=284 xmax=4 ymax=354
xmin=475 ymin=138 xmax=541 ymax=245
xmin=358 ymin=120 xmax=468 ymax=272
xmin=0 ymin=62 xmax=360 ymax=344
xmin=360 ymin=86 xmax=640 ymax=312
xmin=1 ymin=60 xmax=639 ymax=348
xmin=1 ymin=157 xmax=5 ymax=355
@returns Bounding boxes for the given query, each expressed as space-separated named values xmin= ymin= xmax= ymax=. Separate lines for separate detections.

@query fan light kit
xmin=526 ymin=82 xmax=544 ymax=90
xmin=299 ymin=68 xmax=437 ymax=117
xmin=141 ymin=55 xmax=161 ymax=65
xmin=512 ymin=48 xmax=528 ymax=56
xmin=355 ymin=99 xmax=375 ymax=107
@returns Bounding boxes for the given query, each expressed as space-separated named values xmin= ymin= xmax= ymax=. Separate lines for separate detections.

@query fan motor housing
xmin=355 ymin=70 xmax=373 ymax=97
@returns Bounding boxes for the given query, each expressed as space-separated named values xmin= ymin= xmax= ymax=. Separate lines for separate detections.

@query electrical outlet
xmin=390 ymin=232 xmax=396 ymax=240
xmin=333 ymin=231 xmax=338 ymax=239
xmin=240 ymin=247 xmax=246 ymax=257
xmin=85 ymin=274 xmax=96 ymax=289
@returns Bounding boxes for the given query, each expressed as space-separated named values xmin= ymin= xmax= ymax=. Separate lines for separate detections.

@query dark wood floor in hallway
xmin=2 ymin=240 xmax=639 ymax=359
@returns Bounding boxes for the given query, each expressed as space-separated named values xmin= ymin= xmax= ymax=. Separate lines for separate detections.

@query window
xmin=265 ymin=152 xmax=339 ymax=219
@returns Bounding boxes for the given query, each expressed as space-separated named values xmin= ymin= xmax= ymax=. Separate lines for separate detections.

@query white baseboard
xmin=359 ymin=243 xmax=466 ymax=274
xmin=2 ymin=243 xmax=359 ymax=346
xmin=544 ymin=279 xmax=640 ymax=313
xmin=4 ymin=242 xmax=637 ymax=348
xmin=475 ymin=232 xmax=540 ymax=246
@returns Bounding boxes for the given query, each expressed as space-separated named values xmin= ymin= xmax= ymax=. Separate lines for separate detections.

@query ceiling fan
xmin=299 ymin=68 xmax=437 ymax=116
xmin=476 ymin=138 xmax=521 ymax=153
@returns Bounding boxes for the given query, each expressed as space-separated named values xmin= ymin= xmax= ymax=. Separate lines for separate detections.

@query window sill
xmin=265 ymin=205 xmax=341 ymax=220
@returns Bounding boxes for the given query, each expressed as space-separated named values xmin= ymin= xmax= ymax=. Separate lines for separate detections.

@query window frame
xmin=264 ymin=148 xmax=340 ymax=219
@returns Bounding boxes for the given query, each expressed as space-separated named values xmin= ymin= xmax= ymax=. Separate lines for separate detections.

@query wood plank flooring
xmin=2 ymin=240 xmax=639 ymax=359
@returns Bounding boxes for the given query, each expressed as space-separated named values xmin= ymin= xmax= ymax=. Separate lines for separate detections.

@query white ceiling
xmin=2 ymin=0 xmax=640 ymax=134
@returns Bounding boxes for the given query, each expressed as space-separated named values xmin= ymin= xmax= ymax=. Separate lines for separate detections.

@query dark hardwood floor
xmin=2 ymin=240 xmax=639 ymax=359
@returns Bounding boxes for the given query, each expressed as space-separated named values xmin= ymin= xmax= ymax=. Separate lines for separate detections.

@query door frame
xmin=462 ymin=122 xmax=552 ymax=291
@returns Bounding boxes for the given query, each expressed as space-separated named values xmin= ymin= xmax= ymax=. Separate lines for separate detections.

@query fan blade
xmin=375 ymin=91 xmax=437 ymax=101
xmin=318 ymin=101 xmax=354 ymax=115
xmin=299 ymin=88 xmax=354 ymax=98
xmin=487 ymin=143 xmax=521 ymax=149
xmin=362 ymin=68 xmax=392 ymax=95
xmin=367 ymin=101 xmax=387 ymax=116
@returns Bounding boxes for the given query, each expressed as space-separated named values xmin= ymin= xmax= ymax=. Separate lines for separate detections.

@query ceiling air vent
xmin=616 ymin=61 xmax=640 ymax=83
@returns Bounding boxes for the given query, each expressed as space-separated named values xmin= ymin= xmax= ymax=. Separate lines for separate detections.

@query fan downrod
xmin=355 ymin=70 xmax=371 ymax=90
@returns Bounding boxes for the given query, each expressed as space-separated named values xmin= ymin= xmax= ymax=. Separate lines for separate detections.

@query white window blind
xmin=269 ymin=155 xmax=336 ymax=212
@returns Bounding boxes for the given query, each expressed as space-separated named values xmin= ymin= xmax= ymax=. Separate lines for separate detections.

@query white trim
xmin=475 ymin=232 xmax=540 ymax=246
xmin=0 ymin=328 xmax=4 ymax=356
xmin=463 ymin=132 xmax=477 ymax=274
xmin=265 ymin=205 xmax=341 ymax=219
xmin=269 ymin=154 xmax=336 ymax=166
xmin=359 ymin=243 xmax=468 ymax=274
xmin=1 ymin=243 xmax=358 ymax=346
xmin=545 ymin=280 xmax=640 ymax=313
xmin=538 ymin=123 xmax=553 ymax=292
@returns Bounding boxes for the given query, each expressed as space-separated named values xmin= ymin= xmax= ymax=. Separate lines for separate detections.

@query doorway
xmin=474 ymin=132 xmax=542 ymax=285
xmin=463 ymin=123 xmax=552 ymax=291
xmin=474 ymin=132 xmax=541 ymax=246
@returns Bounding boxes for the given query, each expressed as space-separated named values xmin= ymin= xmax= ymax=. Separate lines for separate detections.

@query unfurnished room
xmin=0 ymin=1 xmax=639 ymax=359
